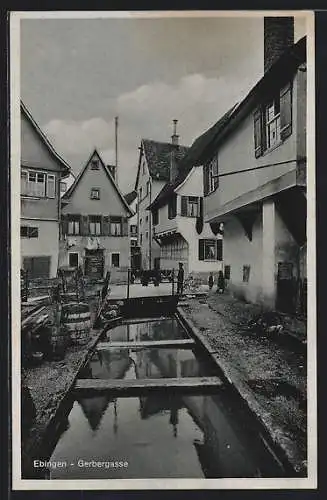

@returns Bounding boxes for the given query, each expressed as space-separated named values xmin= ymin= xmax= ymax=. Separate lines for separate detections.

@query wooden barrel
xmin=61 ymin=302 xmax=91 ymax=345
xmin=49 ymin=324 xmax=69 ymax=359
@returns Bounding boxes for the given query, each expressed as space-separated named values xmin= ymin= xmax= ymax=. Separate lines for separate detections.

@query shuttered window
xmin=122 ymin=217 xmax=129 ymax=236
xmin=80 ymin=215 xmax=89 ymax=236
xmin=181 ymin=196 xmax=200 ymax=217
xmin=89 ymin=216 xmax=102 ymax=235
xmin=217 ymin=239 xmax=223 ymax=261
xmin=102 ymin=216 xmax=110 ymax=236
xmin=110 ymin=216 xmax=122 ymax=236
xmin=168 ymin=194 xmax=177 ymax=219
xmin=153 ymin=210 xmax=159 ymax=226
xmin=254 ymin=108 xmax=263 ymax=158
xmin=47 ymin=174 xmax=56 ymax=198
xmin=198 ymin=239 xmax=222 ymax=261
xmin=254 ymin=82 xmax=292 ymax=156
xmin=20 ymin=226 xmax=38 ymax=238
xmin=280 ymin=83 xmax=292 ymax=140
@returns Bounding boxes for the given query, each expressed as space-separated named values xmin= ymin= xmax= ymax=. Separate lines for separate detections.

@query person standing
xmin=208 ymin=272 xmax=214 ymax=290
xmin=177 ymin=262 xmax=184 ymax=295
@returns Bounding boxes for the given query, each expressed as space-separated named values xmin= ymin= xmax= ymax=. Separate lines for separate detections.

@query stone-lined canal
xmin=36 ymin=317 xmax=286 ymax=479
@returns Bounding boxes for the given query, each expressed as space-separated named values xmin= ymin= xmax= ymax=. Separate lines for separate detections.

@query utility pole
xmin=115 ymin=116 xmax=119 ymax=187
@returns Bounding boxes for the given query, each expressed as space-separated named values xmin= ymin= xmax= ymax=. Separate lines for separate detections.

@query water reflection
xmin=102 ymin=318 xmax=184 ymax=343
xmin=47 ymin=319 xmax=283 ymax=479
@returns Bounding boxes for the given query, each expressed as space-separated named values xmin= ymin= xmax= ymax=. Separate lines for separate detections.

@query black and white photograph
xmin=11 ymin=10 xmax=316 ymax=489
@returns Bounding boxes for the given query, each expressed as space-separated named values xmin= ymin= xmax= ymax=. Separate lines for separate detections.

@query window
xmin=20 ymin=226 xmax=38 ymax=238
xmin=139 ymin=187 xmax=142 ymax=200
xmin=130 ymin=224 xmax=137 ymax=236
xmin=146 ymin=180 xmax=150 ymax=195
xmin=47 ymin=174 xmax=56 ymax=198
xmin=68 ymin=220 xmax=80 ymax=235
xmin=89 ymin=216 xmax=102 ymax=235
xmin=21 ymin=170 xmax=57 ymax=198
xmin=204 ymin=155 xmax=219 ymax=196
xmin=60 ymin=182 xmax=67 ymax=193
xmin=140 ymin=218 xmax=142 ymax=226
xmin=265 ymin=97 xmax=281 ymax=149
xmin=198 ymin=239 xmax=223 ymax=261
xmin=146 ymin=215 xmax=149 ymax=222
xmin=131 ymin=240 xmax=137 ymax=247
xmin=168 ymin=194 xmax=177 ymax=219
xmin=110 ymin=216 xmax=122 ymax=236
xmin=181 ymin=196 xmax=200 ymax=217
xmin=254 ymin=83 xmax=292 ymax=157
xmin=91 ymin=159 xmax=99 ymax=170
xmin=146 ymin=231 xmax=149 ymax=239
xmin=243 ymin=265 xmax=251 ymax=283
xmin=142 ymin=160 xmax=146 ymax=175
xmin=140 ymin=233 xmax=143 ymax=244
xmin=111 ymin=253 xmax=120 ymax=267
xmin=90 ymin=188 xmax=100 ymax=200
xmin=21 ymin=171 xmax=45 ymax=197
xmin=153 ymin=209 xmax=159 ymax=226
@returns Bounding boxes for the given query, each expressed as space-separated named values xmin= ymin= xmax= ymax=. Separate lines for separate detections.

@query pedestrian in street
xmin=208 ymin=272 xmax=214 ymax=290
xmin=217 ymin=270 xmax=225 ymax=294
xmin=177 ymin=262 xmax=184 ymax=295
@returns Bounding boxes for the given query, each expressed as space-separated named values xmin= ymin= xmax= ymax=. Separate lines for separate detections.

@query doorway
xmin=85 ymin=249 xmax=104 ymax=278
xmin=69 ymin=252 xmax=79 ymax=268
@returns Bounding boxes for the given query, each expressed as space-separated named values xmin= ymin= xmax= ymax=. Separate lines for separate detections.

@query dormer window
xmin=91 ymin=159 xmax=99 ymax=170
xmin=90 ymin=188 xmax=100 ymax=200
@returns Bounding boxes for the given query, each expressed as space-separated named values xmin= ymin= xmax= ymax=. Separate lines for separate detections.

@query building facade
xmin=20 ymin=102 xmax=71 ymax=278
xmin=124 ymin=190 xmax=141 ymax=271
xmin=200 ymin=20 xmax=306 ymax=312
xmin=134 ymin=138 xmax=189 ymax=270
xmin=149 ymin=163 xmax=223 ymax=280
xmin=59 ymin=149 xmax=132 ymax=280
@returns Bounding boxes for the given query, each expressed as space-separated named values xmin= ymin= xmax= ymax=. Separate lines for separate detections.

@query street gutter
xmin=22 ymin=316 xmax=123 ymax=478
xmin=176 ymin=306 xmax=305 ymax=477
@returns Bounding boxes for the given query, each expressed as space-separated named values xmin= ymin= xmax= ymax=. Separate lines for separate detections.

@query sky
xmin=20 ymin=13 xmax=307 ymax=194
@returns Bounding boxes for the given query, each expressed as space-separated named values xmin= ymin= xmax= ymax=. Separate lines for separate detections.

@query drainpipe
xmin=57 ymin=175 xmax=61 ymax=277
xmin=149 ymin=181 xmax=152 ymax=269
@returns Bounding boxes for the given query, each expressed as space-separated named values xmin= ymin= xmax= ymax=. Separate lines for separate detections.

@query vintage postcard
xmin=11 ymin=10 xmax=316 ymax=490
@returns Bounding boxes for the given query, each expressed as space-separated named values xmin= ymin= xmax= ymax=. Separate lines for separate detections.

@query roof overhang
xmin=205 ymin=168 xmax=303 ymax=224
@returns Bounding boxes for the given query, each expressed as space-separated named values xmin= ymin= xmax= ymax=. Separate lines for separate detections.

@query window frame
xmin=68 ymin=220 xmax=80 ymax=235
xmin=254 ymin=82 xmax=292 ymax=157
xmin=91 ymin=159 xmax=100 ymax=170
xmin=208 ymin=155 xmax=219 ymax=194
xmin=110 ymin=216 xmax=122 ymax=237
xmin=89 ymin=216 xmax=102 ymax=236
xmin=20 ymin=226 xmax=39 ymax=238
xmin=90 ymin=188 xmax=100 ymax=200
xmin=21 ymin=169 xmax=57 ymax=198
xmin=111 ymin=252 xmax=120 ymax=268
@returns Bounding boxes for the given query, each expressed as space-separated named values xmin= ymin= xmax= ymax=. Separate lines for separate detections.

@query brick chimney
xmin=170 ymin=119 xmax=179 ymax=182
xmin=264 ymin=17 xmax=294 ymax=73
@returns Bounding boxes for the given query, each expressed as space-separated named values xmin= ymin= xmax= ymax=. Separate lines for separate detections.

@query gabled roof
xmin=124 ymin=190 xmax=137 ymax=205
xmin=148 ymin=107 xmax=236 ymax=211
xmin=62 ymin=148 xmax=133 ymax=215
xmin=182 ymin=36 xmax=306 ymax=169
xmin=134 ymin=139 xmax=189 ymax=190
xmin=21 ymin=101 xmax=71 ymax=177
xmin=149 ymin=35 xmax=306 ymax=212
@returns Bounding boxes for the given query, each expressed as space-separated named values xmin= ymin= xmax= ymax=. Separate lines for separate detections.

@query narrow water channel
xmin=42 ymin=317 xmax=285 ymax=479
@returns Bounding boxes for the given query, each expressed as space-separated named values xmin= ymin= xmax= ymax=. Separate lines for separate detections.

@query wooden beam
xmin=96 ymin=338 xmax=195 ymax=350
xmin=75 ymin=376 xmax=223 ymax=393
